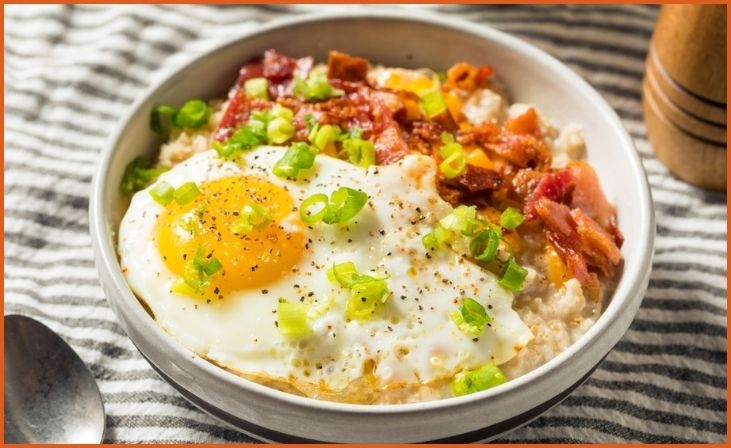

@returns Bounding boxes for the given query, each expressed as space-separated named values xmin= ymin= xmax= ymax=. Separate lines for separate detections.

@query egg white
xmin=119 ymin=147 xmax=533 ymax=395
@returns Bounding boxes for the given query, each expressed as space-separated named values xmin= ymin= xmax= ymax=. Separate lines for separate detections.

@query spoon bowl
xmin=4 ymin=314 xmax=106 ymax=443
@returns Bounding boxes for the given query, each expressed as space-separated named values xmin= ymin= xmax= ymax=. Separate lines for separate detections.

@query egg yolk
xmin=155 ymin=176 xmax=305 ymax=295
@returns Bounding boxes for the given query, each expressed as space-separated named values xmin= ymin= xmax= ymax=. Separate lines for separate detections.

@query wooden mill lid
xmin=651 ymin=5 xmax=727 ymax=104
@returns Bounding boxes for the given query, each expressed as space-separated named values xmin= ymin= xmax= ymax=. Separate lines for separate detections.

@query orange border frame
xmin=1 ymin=2 xmax=728 ymax=446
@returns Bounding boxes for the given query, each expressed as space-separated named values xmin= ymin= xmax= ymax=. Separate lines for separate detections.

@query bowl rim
xmin=90 ymin=9 xmax=655 ymax=416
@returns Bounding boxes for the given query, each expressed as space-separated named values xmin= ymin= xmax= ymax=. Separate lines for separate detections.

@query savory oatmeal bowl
xmin=91 ymin=12 xmax=654 ymax=442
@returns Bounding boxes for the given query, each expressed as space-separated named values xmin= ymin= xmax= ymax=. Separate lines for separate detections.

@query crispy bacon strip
xmin=455 ymin=164 xmax=502 ymax=193
xmin=534 ymin=197 xmax=621 ymax=290
xmin=214 ymin=91 xmax=248 ymax=142
xmin=523 ymin=169 xmax=573 ymax=218
xmin=534 ymin=198 xmax=590 ymax=283
xmin=371 ymin=96 xmax=409 ymax=164
xmin=568 ymin=161 xmax=616 ymax=228
xmin=461 ymin=125 xmax=551 ymax=169
xmin=571 ymin=208 xmax=622 ymax=277
xmin=262 ymin=49 xmax=298 ymax=82
xmin=327 ymin=51 xmax=369 ymax=82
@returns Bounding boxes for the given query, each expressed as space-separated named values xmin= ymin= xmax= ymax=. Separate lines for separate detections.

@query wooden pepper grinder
xmin=642 ymin=4 xmax=727 ymax=191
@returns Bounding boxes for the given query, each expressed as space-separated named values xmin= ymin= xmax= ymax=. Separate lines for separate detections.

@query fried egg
xmin=118 ymin=147 xmax=533 ymax=400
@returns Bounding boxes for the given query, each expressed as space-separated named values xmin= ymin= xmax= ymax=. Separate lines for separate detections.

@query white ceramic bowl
xmin=90 ymin=11 xmax=655 ymax=443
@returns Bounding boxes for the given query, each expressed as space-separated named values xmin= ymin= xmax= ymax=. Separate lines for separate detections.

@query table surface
xmin=4 ymin=4 xmax=727 ymax=443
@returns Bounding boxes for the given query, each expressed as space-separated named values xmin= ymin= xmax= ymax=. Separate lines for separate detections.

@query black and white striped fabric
xmin=5 ymin=4 xmax=726 ymax=443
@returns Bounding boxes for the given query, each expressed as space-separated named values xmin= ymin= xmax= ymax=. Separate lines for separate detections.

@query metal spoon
xmin=4 ymin=314 xmax=106 ymax=443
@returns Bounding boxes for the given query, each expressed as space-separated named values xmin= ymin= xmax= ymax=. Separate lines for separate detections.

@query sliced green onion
xmin=499 ymin=207 xmax=525 ymax=230
xmin=182 ymin=251 xmax=208 ymax=292
xmin=270 ymin=104 xmax=294 ymax=121
xmin=172 ymin=247 xmax=223 ymax=296
xmin=214 ymin=120 xmax=268 ymax=159
xmin=150 ymin=105 xmax=178 ymax=134
xmin=346 ymin=278 xmax=390 ymax=320
xmin=171 ymin=278 xmax=197 ymax=296
xmin=440 ymin=205 xmax=478 ymax=236
xmin=293 ymin=69 xmax=344 ymax=102
xmin=423 ymin=206 xmax=478 ymax=251
xmin=322 ymin=187 xmax=368 ymax=224
xmin=267 ymin=117 xmax=295 ymax=144
xmin=328 ymin=262 xmax=359 ymax=288
xmin=450 ymin=297 xmax=491 ymax=336
xmin=439 ymin=142 xmax=466 ymax=179
xmin=173 ymin=182 xmax=200 ymax=205
xmin=341 ymin=138 xmax=375 ymax=168
xmin=421 ymin=90 xmax=447 ymax=118
xmin=304 ymin=113 xmax=319 ymax=133
xmin=441 ymin=132 xmax=455 ymax=144
xmin=200 ymin=257 xmax=223 ymax=276
xmin=120 ymin=156 xmax=168 ymax=195
xmin=277 ymin=298 xmax=312 ymax=339
xmin=231 ymin=201 xmax=271 ymax=234
xmin=346 ymin=290 xmax=380 ymax=320
xmin=149 ymin=180 xmax=175 ymax=206
xmin=312 ymin=124 xmax=341 ymax=151
xmin=175 ymin=99 xmax=211 ymax=129
xmin=299 ymin=193 xmax=329 ymax=224
xmin=469 ymin=228 xmax=501 ymax=262
xmin=325 ymin=261 xmax=390 ymax=320
xmin=421 ymin=225 xmax=451 ymax=250
xmin=182 ymin=263 xmax=208 ymax=292
xmin=440 ymin=152 xmax=466 ymax=178
xmin=244 ymin=77 xmax=269 ymax=100
xmin=300 ymin=187 xmax=368 ymax=225
xmin=451 ymin=363 xmax=506 ymax=396
xmin=499 ymin=259 xmax=528 ymax=291
xmin=273 ymin=142 xmax=317 ymax=178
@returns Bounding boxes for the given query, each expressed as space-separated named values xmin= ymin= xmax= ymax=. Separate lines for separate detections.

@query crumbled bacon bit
xmin=455 ymin=164 xmax=502 ymax=193
xmin=327 ymin=50 xmax=369 ymax=82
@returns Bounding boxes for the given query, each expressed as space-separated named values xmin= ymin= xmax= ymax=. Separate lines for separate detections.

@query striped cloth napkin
xmin=5 ymin=4 xmax=726 ymax=443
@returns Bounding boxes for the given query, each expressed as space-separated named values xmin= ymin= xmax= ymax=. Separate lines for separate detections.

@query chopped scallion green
xmin=267 ymin=117 xmax=295 ymax=144
xmin=150 ymin=105 xmax=178 ymax=135
xmin=171 ymin=247 xmax=223 ymax=296
xmin=421 ymin=90 xmax=447 ymax=118
xmin=469 ymin=228 xmax=501 ymax=262
xmin=213 ymin=119 xmax=268 ymax=159
xmin=299 ymin=193 xmax=329 ymax=224
xmin=321 ymin=187 xmax=368 ymax=224
xmin=293 ymin=69 xmax=344 ymax=102
xmin=173 ymin=182 xmax=200 ymax=205
xmin=499 ymin=207 xmax=525 ymax=230
xmin=149 ymin=180 xmax=175 ymax=206
xmin=439 ymin=141 xmax=466 ymax=179
xmin=441 ymin=132 xmax=455 ymax=144
xmin=312 ymin=124 xmax=341 ymax=151
xmin=273 ymin=142 xmax=317 ymax=178
xmin=326 ymin=261 xmax=391 ymax=320
xmin=328 ymin=261 xmax=359 ymax=288
xmin=347 ymin=279 xmax=389 ymax=320
xmin=244 ymin=77 xmax=269 ymax=100
xmin=341 ymin=137 xmax=375 ymax=168
xmin=440 ymin=205 xmax=478 ymax=236
xmin=499 ymin=259 xmax=528 ymax=291
xmin=451 ymin=363 xmax=506 ymax=396
xmin=120 ymin=156 xmax=168 ymax=195
xmin=231 ymin=201 xmax=272 ymax=234
xmin=277 ymin=298 xmax=312 ymax=338
xmin=450 ymin=297 xmax=491 ymax=336
xmin=300 ymin=188 xmax=368 ymax=225
xmin=175 ymin=99 xmax=211 ymax=129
